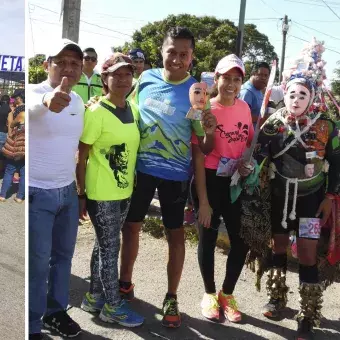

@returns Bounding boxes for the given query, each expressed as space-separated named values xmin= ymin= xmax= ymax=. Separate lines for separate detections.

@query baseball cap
xmin=215 ymin=54 xmax=245 ymax=77
xmin=128 ymin=48 xmax=145 ymax=60
xmin=46 ymin=38 xmax=83 ymax=60
xmin=101 ymin=53 xmax=135 ymax=74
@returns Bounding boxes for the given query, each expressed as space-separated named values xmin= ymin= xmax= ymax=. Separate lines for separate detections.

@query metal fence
xmin=0 ymin=72 xmax=25 ymax=95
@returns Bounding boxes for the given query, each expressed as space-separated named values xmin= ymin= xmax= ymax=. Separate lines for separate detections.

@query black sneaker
xmin=296 ymin=318 xmax=313 ymax=340
xmin=262 ymin=298 xmax=283 ymax=318
xmin=43 ymin=310 xmax=81 ymax=338
xmin=29 ymin=334 xmax=43 ymax=340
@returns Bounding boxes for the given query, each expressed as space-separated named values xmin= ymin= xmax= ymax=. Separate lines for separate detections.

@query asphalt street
xmin=0 ymin=178 xmax=25 ymax=339
xmin=43 ymin=222 xmax=340 ymax=340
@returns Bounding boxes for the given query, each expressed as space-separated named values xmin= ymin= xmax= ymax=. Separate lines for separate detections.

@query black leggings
xmin=192 ymin=169 xmax=249 ymax=295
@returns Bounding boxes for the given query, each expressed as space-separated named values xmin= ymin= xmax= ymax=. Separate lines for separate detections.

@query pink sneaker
xmin=218 ymin=291 xmax=242 ymax=323
xmin=201 ymin=293 xmax=220 ymax=321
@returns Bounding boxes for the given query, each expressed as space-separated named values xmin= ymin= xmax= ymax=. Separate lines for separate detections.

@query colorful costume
xmin=241 ymin=38 xmax=340 ymax=339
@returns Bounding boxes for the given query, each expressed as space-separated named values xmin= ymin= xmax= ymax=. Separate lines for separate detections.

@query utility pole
xmin=62 ymin=0 xmax=81 ymax=43
xmin=279 ymin=15 xmax=289 ymax=82
xmin=236 ymin=0 xmax=247 ymax=57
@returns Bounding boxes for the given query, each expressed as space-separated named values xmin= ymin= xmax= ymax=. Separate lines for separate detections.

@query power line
xmin=289 ymin=34 xmax=340 ymax=55
xmin=320 ymin=0 xmax=340 ymax=21
xmin=259 ymin=0 xmax=282 ymax=15
xmin=29 ymin=3 xmax=148 ymax=23
xmin=29 ymin=3 xmax=133 ymax=38
xmin=31 ymin=18 xmax=125 ymax=40
xmin=30 ymin=3 xmax=283 ymax=39
xmin=292 ymin=20 xmax=340 ymax=41
xmin=29 ymin=3 xmax=59 ymax=14
xmin=303 ymin=19 xmax=340 ymax=22
xmin=284 ymin=0 xmax=340 ymax=7
xmin=80 ymin=11 xmax=149 ymax=22
xmin=287 ymin=33 xmax=339 ymax=49
xmin=80 ymin=19 xmax=133 ymax=37
xmin=241 ymin=17 xmax=280 ymax=20
xmin=31 ymin=18 xmax=59 ymax=26
xmin=28 ymin=7 xmax=36 ymax=56
xmin=291 ymin=20 xmax=311 ymax=36
xmin=304 ymin=0 xmax=340 ymax=5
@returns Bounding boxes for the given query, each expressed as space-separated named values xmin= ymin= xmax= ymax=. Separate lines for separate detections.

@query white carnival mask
xmin=284 ymin=83 xmax=311 ymax=117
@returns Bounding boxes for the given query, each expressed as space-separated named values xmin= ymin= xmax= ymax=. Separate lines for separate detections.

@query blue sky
xmin=27 ymin=0 xmax=340 ymax=80
xmin=1 ymin=0 xmax=25 ymax=56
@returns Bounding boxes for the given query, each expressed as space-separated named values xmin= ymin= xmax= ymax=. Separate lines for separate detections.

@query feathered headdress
xmin=281 ymin=37 xmax=327 ymax=112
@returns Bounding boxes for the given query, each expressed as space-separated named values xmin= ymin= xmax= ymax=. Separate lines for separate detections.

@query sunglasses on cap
xmin=84 ymin=56 xmax=97 ymax=62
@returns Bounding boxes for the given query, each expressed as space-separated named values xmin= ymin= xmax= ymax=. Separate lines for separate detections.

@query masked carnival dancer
xmin=243 ymin=38 xmax=340 ymax=340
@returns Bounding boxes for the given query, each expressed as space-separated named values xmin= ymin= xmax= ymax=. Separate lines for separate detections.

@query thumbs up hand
xmin=43 ymin=77 xmax=72 ymax=113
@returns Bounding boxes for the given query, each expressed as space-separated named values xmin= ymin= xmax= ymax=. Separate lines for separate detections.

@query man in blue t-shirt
xmin=239 ymin=62 xmax=270 ymax=124
xmin=119 ymin=26 xmax=217 ymax=328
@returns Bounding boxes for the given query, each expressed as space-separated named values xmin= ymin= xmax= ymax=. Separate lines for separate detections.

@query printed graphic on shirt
xmin=139 ymin=121 xmax=189 ymax=170
xmin=144 ymin=98 xmax=176 ymax=116
xmin=136 ymin=68 xmax=204 ymax=181
xmin=216 ymin=122 xmax=250 ymax=143
xmin=101 ymin=143 xmax=129 ymax=189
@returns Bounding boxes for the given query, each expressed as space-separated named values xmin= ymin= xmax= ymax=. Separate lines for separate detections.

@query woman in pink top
xmin=191 ymin=54 xmax=254 ymax=323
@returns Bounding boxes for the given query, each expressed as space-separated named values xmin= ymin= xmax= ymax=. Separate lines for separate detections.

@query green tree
xmin=326 ymin=62 xmax=340 ymax=121
xmin=331 ymin=63 xmax=340 ymax=96
xmin=115 ymin=14 xmax=277 ymax=80
xmin=29 ymin=54 xmax=47 ymax=84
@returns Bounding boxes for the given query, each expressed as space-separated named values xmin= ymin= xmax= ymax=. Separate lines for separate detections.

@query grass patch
xmin=142 ymin=216 xmax=228 ymax=250
xmin=142 ymin=216 xmax=165 ymax=239
xmin=184 ymin=225 xmax=199 ymax=245
xmin=142 ymin=216 xmax=200 ymax=244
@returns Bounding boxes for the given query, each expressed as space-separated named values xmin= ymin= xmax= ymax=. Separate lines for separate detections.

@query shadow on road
xmin=43 ymin=329 xmax=112 ymax=339
xmin=320 ymin=317 xmax=340 ymax=334
xmin=67 ymin=274 xmax=309 ymax=340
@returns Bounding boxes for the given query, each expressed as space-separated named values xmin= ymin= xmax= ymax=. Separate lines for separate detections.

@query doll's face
xmin=284 ymin=83 xmax=311 ymax=117
xmin=189 ymin=83 xmax=207 ymax=110
xmin=305 ymin=163 xmax=314 ymax=178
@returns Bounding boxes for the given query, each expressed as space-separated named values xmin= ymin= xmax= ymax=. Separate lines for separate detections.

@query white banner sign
xmin=0 ymin=55 xmax=25 ymax=72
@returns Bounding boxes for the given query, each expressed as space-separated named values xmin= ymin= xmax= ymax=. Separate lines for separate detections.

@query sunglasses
xmin=84 ymin=56 xmax=97 ymax=62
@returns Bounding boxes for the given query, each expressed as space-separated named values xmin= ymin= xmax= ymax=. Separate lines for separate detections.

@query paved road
xmin=0 ymin=177 xmax=25 ymax=339
xmin=43 ymin=222 xmax=340 ymax=340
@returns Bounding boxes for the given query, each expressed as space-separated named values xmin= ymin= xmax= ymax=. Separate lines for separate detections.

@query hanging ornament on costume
xmin=281 ymin=37 xmax=328 ymax=118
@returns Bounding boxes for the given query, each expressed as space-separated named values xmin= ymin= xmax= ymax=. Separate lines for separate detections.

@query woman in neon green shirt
xmin=76 ymin=53 xmax=143 ymax=327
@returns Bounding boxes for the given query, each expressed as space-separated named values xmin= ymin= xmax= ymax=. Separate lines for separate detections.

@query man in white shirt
xmin=28 ymin=39 xmax=85 ymax=340
xmin=267 ymin=85 xmax=285 ymax=116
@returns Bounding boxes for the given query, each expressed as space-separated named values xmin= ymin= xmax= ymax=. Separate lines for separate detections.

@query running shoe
xmin=218 ymin=291 xmax=242 ymax=323
xmin=99 ymin=300 xmax=144 ymax=327
xmin=29 ymin=334 xmax=43 ymax=340
xmin=43 ymin=310 xmax=81 ymax=338
xmin=162 ymin=297 xmax=181 ymax=328
xmin=201 ymin=293 xmax=220 ymax=321
xmin=81 ymin=292 xmax=105 ymax=313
